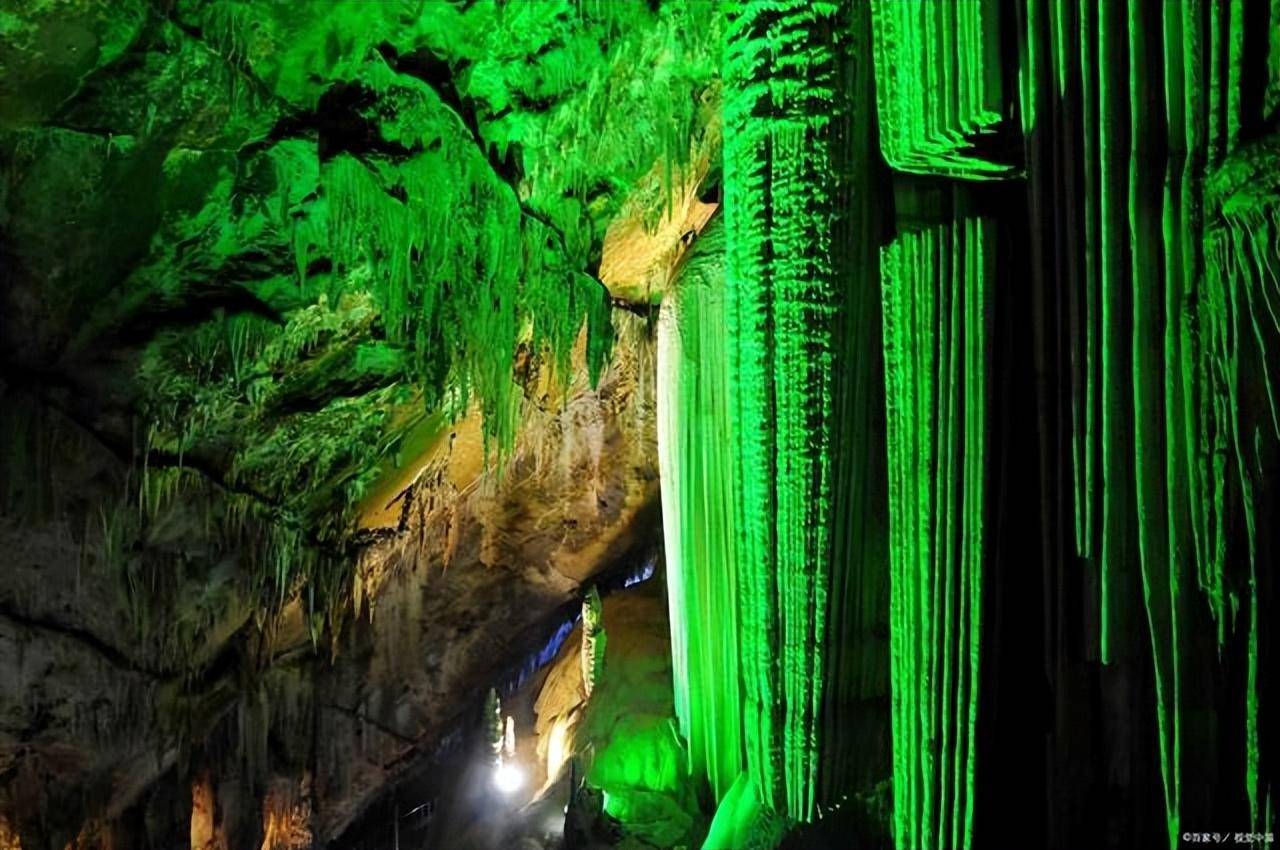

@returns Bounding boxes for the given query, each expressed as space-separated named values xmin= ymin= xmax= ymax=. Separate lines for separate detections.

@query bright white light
xmin=493 ymin=761 xmax=525 ymax=795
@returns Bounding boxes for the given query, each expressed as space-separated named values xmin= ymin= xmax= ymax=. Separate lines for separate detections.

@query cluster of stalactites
xmin=656 ymin=218 xmax=746 ymax=802
xmin=1019 ymin=1 xmax=1277 ymax=845
xmin=721 ymin=0 xmax=844 ymax=824
xmin=322 ymin=147 xmax=610 ymax=458
xmin=881 ymin=202 xmax=992 ymax=850
xmin=869 ymin=0 xmax=1012 ymax=180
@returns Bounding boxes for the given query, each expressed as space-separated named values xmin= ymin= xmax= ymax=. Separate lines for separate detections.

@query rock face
xmin=310 ymin=316 xmax=660 ymax=842
xmin=0 ymin=1 xmax=715 ymax=846
xmin=506 ymin=577 xmax=699 ymax=850
xmin=573 ymin=587 xmax=699 ymax=849
xmin=0 ymin=311 xmax=660 ymax=848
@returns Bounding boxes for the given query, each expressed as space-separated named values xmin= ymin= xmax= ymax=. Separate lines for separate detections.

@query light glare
xmin=493 ymin=762 xmax=524 ymax=795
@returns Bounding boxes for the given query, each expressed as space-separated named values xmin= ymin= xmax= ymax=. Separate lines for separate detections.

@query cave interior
xmin=1 ymin=1 xmax=1279 ymax=849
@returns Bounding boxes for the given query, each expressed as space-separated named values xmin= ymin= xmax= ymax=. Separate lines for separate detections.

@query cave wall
xmin=0 ymin=1 xmax=709 ymax=846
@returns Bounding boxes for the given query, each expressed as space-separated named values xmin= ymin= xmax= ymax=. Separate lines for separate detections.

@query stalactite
xmin=1127 ymin=5 xmax=1181 ymax=844
xmin=722 ymin=0 xmax=844 ymax=822
xmin=1019 ymin=1 xmax=1276 ymax=846
xmin=1205 ymin=134 xmax=1280 ymax=841
xmin=869 ymin=0 xmax=1014 ymax=180
xmin=657 ymin=218 xmax=744 ymax=801
xmin=881 ymin=190 xmax=991 ymax=850
xmin=580 ymin=586 xmax=606 ymax=698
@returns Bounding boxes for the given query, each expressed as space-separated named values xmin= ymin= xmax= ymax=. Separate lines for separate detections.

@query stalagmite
xmin=485 ymin=688 xmax=503 ymax=767
xmin=581 ymin=586 xmax=606 ymax=698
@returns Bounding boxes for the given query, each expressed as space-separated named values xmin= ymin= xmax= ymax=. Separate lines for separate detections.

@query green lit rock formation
xmin=660 ymin=2 xmax=1279 ymax=849
xmin=1 ymin=1 xmax=1279 ymax=849
xmin=881 ymin=189 xmax=992 ymax=850
xmin=0 ymin=2 xmax=701 ymax=847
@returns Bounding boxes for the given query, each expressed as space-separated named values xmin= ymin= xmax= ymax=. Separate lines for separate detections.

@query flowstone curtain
xmin=721 ymin=0 xmax=844 ymax=820
xmin=657 ymin=0 xmax=885 ymax=825
xmin=662 ymin=0 xmax=887 ymax=827
xmin=661 ymin=2 xmax=1276 ymax=847
xmin=870 ymin=0 xmax=1013 ymax=179
xmin=881 ymin=195 xmax=993 ymax=850
xmin=1020 ymin=1 xmax=1278 ymax=846
xmin=868 ymin=5 xmax=1006 ymax=848
xmin=657 ymin=220 xmax=745 ymax=801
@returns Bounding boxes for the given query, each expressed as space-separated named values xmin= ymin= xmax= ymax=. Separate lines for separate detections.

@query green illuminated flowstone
xmin=1020 ymin=2 xmax=1279 ymax=846
xmin=687 ymin=2 xmax=1275 ymax=848
xmin=657 ymin=219 xmax=744 ymax=802
xmin=721 ymin=0 xmax=845 ymax=823
xmin=881 ymin=194 xmax=992 ymax=850
xmin=660 ymin=0 xmax=886 ymax=838
xmin=870 ymin=0 xmax=1013 ymax=179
